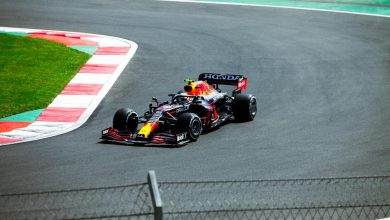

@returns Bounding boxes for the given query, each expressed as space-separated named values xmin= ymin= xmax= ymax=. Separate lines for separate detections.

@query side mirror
xmin=144 ymin=110 xmax=151 ymax=118
xmin=168 ymin=94 xmax=175 ymax=102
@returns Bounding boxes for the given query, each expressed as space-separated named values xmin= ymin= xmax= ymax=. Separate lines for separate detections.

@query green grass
xmin=0 ymin=33 xmax=91 ymax=118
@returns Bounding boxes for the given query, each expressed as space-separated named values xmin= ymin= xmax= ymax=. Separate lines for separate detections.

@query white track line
xmin=86 ymin=55 xmax=125 ymax=65
xmin=48 ymin=95 xmax=96 ymax=108
xmin=70 ymin=74 xmax=112 ymax=84
xmin=159 ymin=0 xmax=390 ymax=18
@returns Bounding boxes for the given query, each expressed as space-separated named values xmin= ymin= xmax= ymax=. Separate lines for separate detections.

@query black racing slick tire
xmin=232 ymin=94 xmax=257 ymax=122
xmin=177 ymin=113 xmax=202 ymax=142
xmin=113 ymin=108 xmax=139 ymax=133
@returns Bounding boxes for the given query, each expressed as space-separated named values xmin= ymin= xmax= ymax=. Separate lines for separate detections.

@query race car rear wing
xmin=198 ymin=73 xmax=248 ymax=93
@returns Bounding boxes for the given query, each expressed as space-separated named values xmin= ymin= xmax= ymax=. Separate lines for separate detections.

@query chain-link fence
xmin=0 ymin=183 xmax=153 ymax=220
xmin=1 ymin=173 xmax=389 ymax=220
xmin=159 ymin=176 xmax=390 ymax=220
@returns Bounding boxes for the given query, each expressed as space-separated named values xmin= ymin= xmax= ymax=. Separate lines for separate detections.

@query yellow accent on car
xmin=138 ymin=123 xmax=153 ymax=138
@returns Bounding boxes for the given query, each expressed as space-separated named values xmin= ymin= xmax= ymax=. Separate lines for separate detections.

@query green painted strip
xmin=307 ymin=0 xmax=390 ymax=5
xmin=70 ymin=46 xmax=98 ymax=55
xmin=0 ymin=31 xmax=28 ymax=36
xmin=0 ymin=109 xmax=44 ymax=122
xmin=189 ymin=0 xmax=390 ymax=16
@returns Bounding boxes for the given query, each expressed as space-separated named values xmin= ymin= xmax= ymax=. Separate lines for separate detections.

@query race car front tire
xmin=232 ymin=94 xmax=257 ymax=122
xmin=113 ymin=108 xmax=139 ymax=133
xmin=177 ymin=113 xmax=202 ymax=142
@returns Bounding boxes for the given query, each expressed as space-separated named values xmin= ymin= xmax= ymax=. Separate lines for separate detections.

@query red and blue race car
xmin=101 ymin=73 xmax=257 ymax=146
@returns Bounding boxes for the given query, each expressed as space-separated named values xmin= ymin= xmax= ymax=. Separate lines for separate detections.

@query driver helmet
xmin=183 ymin=79 xmax=214 ymax=96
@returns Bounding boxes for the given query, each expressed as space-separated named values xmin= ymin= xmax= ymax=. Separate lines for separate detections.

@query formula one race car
xmin=101 ymin=73 xmax=257 ymax=146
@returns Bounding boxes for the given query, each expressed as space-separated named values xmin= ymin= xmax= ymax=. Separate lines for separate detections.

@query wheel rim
xmin=126 ymin=113 xmax=138 ymax=132
xmin=249 ymin=98 xmax=257 ymax=118
xmin=191 ymin=119 xmax=201 ymax=137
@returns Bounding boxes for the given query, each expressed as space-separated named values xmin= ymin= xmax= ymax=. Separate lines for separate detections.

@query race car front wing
xmin=101 ymin=127 xmax=190 ymax=146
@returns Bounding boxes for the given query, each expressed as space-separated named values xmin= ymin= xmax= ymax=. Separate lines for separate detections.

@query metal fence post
xmin=147 ymin=170 xmax=163 ymax=220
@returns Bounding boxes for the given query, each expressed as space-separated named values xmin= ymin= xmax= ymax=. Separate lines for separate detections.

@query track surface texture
xmin=0 ymin=0 xmax=389 ymax=193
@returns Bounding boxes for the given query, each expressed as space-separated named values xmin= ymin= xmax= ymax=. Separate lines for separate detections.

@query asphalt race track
xmin=0 ymin=0 xmax=389 ymax=193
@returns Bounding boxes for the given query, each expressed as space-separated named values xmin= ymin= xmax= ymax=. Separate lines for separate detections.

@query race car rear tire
xmin=232 ymin=94 xmax=257 ymax=122
xmin=177 ymin=113 xmax=202 ymax=142
xmin=113 ymin=108 xmax=139 ymax=132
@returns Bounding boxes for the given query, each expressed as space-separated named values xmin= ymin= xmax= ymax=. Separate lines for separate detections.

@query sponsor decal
xmin=102 ymin=129 xmax=109 ymax=135
xmin=201 ymin=73 xmax=241 ymax=81
xmin=176 ymin=105 xmax=190 ymax=113
xmin=237 ymin=78 xmax=247 ymax=90
xmin=177 ymin=132 xmax=187 ymax=142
